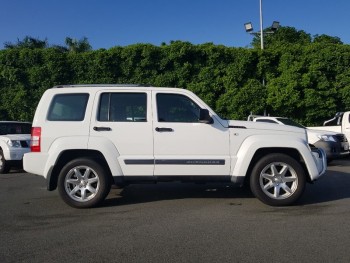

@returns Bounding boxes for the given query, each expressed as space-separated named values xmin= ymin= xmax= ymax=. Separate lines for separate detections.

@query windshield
xmin=277 ymin=118 xmax=305 ymax=129
xmin=0 ymin=122 xmax=32 ymax=135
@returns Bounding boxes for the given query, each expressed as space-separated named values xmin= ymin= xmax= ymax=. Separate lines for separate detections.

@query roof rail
xmin=53 ymin=84 xmax=152 ymax=88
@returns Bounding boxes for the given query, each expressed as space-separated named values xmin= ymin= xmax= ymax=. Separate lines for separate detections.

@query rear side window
xmin=47 ymin=93 xmax=89 ymax=121
xmin=98 ymin=93 xmax=147 ymax=122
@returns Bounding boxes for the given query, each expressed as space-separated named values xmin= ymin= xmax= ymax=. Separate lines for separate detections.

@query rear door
xmin=90 ymin=90 xmax=154 ymax=176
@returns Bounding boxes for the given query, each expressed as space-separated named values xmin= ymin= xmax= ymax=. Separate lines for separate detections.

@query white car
xmin=248 ymin=115 xmax=349 ymax=162
xmin=0 ymin=121 xmax=31 ymax=173
xmin=308 ymin=111 xmax=350 ymax=143
xmin=24 ymin=85 xmax=326 ymax=208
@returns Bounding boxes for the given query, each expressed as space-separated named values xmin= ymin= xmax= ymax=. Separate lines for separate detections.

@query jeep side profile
xmin=23 ymin=85 xmax=327 ymax=208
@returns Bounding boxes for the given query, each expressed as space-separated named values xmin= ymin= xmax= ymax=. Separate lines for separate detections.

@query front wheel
xmin=250 ymin=153 xmax=306 ymax=206
xmin=58 ymin=158 xmax=111 ymax=208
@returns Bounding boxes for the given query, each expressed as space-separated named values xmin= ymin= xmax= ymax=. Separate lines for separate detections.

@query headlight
xmin=7 ymin=140 xmax=21 ymax=147
xmin=317 ymin=135 xmax=337 ymax=142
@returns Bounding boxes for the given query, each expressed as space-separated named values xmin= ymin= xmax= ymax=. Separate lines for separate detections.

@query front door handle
xmin=155 ymin=127 xmax=173 ymax=132
xmin=93 ymin=126 xmax=111 ymax=131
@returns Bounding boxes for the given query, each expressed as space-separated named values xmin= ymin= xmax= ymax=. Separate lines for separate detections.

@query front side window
xmin=47 ymin=94 xmax=89 ymax=121
xmin=98 ymin=93 xmax=147 ymax=122
xmin=157 ymin=93 xmax=201 ymax=123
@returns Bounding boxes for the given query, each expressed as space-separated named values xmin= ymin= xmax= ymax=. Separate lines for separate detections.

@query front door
xmin=152 ymin=91 xmax=230 ymax=176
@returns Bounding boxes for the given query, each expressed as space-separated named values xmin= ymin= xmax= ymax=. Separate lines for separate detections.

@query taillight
xmin=31 ymin=127 xmax=41 ymax=152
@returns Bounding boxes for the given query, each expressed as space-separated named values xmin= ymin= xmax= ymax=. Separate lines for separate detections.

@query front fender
xmin=232 ymin=135 xmax=322 ymax=181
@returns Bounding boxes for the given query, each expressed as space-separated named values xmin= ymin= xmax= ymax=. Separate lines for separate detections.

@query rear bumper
xmin=23 ymin=152 xmax=49 ymax=177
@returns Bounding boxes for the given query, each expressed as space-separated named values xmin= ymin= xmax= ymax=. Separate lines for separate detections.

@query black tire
xmin=250 ymin=153 xmax=306 ymax=206
xmin=0 ymin=150 xmax=10 ymax=174
xmin=58 ymin=158 xmax=111 ymax=208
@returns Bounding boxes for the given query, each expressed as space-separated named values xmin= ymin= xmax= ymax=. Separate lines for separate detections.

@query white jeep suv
xmin=24 ymin=84 xmax=326 ymax=208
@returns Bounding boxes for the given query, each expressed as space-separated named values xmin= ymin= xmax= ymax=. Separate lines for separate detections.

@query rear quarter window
xmin=47 ymin=93 xmax=89 ymax=121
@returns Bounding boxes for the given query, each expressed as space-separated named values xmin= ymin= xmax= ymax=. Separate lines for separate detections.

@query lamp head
xmin=271 ymin=21 xmax=280 ymax=31
xmin=244 ymin=22 xmax=253 ymax=32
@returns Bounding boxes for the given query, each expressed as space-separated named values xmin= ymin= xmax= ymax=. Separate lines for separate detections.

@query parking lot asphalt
xmin=1 ymin=159 xmax=350 ymax=263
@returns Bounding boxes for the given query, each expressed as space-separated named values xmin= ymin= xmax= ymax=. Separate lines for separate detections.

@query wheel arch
xmin=243 ymin=147 xmax=310 ymax=187
xmin=47 ymin=149 xmax=113 ymax=191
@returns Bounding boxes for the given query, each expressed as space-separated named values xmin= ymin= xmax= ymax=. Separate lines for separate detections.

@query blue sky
xmin=1 ymin=0 xmax=349 ymax=49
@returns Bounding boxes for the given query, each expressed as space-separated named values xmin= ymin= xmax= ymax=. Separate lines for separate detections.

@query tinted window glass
xmin=0 ymin=122 xmax=31 ymax=135
xmin=277 ymin=118 xmax=305 ymax=128
xmin=47 ymin=94 xmax=89 ymax=121
xmin=157 ymin=94 xmax=201 ymax=123
xmin=255 ymin=119 xmax=278 ymax=124
xmin=98 ymin=93 xmax=147 ymax=122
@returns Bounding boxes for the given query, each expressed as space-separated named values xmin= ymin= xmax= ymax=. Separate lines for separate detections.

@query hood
xmin=228 ymin=120 xmax=306 ymax=134
xmin=0 ymin=134 xmax=31 ymax=141
xmin=306 ymin=128 xmax=342 ymax=144
xmin=306 ymin=128 xmax=337 ymax=136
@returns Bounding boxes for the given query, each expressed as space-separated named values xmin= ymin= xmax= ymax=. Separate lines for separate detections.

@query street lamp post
xmin=259 ymin=0 xmax=264 ymax=50
xmin=244 ymin=0 xmax=279 ymax=86
xmin=244 ymin=0 xmax=280 ymax=49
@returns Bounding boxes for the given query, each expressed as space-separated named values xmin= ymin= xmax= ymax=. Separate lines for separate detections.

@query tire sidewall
xmin=250 ymin=153 xmax=306 ymax=206
xmin=58 ymin=158 xmax=110 ymax=208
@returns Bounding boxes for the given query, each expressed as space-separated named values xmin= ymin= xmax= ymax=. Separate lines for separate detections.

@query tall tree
xmin=65 ymin=37 xmax=92 ymax=52
xmin=313 ymin=34 xmax=343 ymax=45
xmin=4 ymin=36 xmax=48 ymax=49
xmin=251 ymin=26 xmax=311 ymax=49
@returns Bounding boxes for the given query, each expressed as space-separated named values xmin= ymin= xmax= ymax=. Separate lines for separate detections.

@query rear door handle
xmin=155 ymin=127 xmax=173 ymax=132
xmin=93 ymin=126 xmax=111 ymax=131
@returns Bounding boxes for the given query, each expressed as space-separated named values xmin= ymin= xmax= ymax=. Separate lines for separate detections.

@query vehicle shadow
xmin=101 ymin=183 xmax=254 ymax=208
xmin=101 ymin=165 xmax=350 ymax=208
xmin=298 ymin=169 xmax=350 ymax=205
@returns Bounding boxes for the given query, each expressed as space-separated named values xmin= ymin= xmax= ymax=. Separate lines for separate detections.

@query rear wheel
xmin=250 ymin=153 xmax=306 ymax=206
xmin=0 ymin=150 xmax=10 ymax=174
xmin=58 ymin=158 xmax=111 ymax=208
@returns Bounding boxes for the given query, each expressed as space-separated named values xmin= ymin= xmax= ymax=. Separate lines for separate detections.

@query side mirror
xmin=199 ymin=109 xmax=214 ymax=124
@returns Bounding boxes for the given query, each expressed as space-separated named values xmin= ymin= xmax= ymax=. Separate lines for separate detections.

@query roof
xmin=53 ymin=84 xmax=152 ymax=88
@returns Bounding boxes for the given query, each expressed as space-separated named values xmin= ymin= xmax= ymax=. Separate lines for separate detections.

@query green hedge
xmin=1 ymin=41 xmax=350 ymax=125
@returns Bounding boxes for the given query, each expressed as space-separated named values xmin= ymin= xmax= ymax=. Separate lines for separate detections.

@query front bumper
xmin=311 ymin=147 xmax=327 ymax=177
xmin=314 ymin=141 xmax=350 ymax=160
